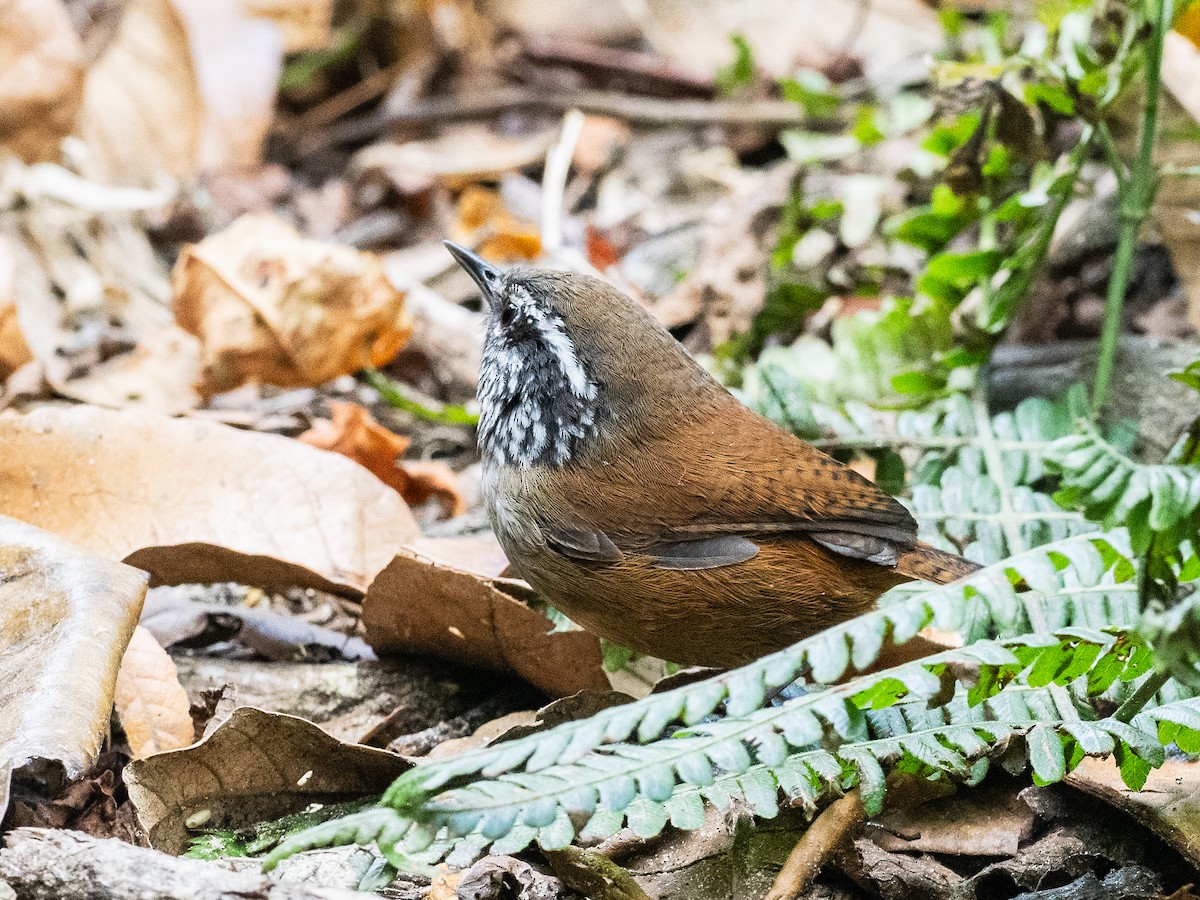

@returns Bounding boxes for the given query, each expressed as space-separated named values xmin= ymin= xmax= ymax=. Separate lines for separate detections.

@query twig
xmin=316 ymin=86 xmax=814 ymax=150
xmin=765 ymin=789 xmax=866 ymax=900
xmin=541 ymin=109 xmax=586 ymax=252
xmin=1093 ymin=0 xmax=1173 ymax=411
xmin=280 ymin=59 xmax=409 ymax=137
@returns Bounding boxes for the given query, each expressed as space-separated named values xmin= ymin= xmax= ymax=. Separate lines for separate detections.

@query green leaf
xmin=1027 ymin=724 xmax=1067 ymax=784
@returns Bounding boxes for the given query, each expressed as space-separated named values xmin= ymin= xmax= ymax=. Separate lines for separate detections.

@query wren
xmin=446 ymin=242 xmax=979 ymax=669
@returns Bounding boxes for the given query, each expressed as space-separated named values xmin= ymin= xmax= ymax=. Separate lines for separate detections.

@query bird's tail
xmin=895 ymin=541 xmax=981 ymax=585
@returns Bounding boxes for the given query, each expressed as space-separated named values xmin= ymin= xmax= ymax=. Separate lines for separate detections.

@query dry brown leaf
xmin=1068 ymin=756 xmax=1200 ymax=869
xmin=74 ymin=0 xmax=202 ymax=185
xmin=173 ymin=213 xmax=413 ymax=396
xmin=114 ymin=626 xmax=194 ymax=759
xmin=363 ymin=547 xmax=610 ymax=698
xmin=243 ymin=0 xmax=332 ymax=52
xmin=0 ymin=404 xmax=419 ymax=594
xmin=299 ymin=402 xmax=466 ymax=518
xmin=352 ymin=125 xmax=556 ymax=193
xmin=0 ymin=516 xmax=147 ymax=818
xmin=125 ymin=706 xmax=409 ymax=853
xmin=451 ymin=186 xmax=542 ymax=262
xmin=0 ymin=0 xmax=85 ymax=163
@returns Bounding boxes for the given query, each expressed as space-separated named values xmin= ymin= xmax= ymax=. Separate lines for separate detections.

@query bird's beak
xmin=444 ymin=241 xmax=502 ymax=307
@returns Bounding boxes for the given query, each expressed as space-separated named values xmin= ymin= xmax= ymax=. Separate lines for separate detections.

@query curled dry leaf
xmin=125 ymin=706 xmax=409 ymax=853
xmin=74 ymin=0 xmax=202 ymax=185
xmin=1068 ymin=756 xmax=1200 ymax=870
xmin=0 ymin=516 xmax=147 ymax=815
xmin=115 ymin=626 xmax=194 ymax=759
xmin=299 ymin=401 xmax=465 ymax=518
xmin=362 ymin=547 xmax=610 ymax=698
xmin=2 ymin=159 xmax=202 ymax=414
xmin=0 ymin=0 xmax=85 ymax=163
xmin=173 ymin=213 xmax=413 ymax=396
xmin=451 ymin=185 xmax=542 ymax=262
xmin=0 ymin=404 xmax=419 ymax=594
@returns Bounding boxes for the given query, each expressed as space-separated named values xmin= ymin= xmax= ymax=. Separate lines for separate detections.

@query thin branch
xmin=765 ymin=789 xmax=866 ymax=900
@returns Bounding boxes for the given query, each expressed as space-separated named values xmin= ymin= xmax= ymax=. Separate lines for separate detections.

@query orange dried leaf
xmin=299 ymin=401 xmax=464 ymax=518
xmin=172 ymin=214 xmax=413 ymax=397
xmin=451 ymin=186 xmax=542 ymax=263
xmin=114 ymin=626 xmax=194 ymax=759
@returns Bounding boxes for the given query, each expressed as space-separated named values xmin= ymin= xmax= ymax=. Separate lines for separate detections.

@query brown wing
xmin=557 ymin=390 xmax=917 ymax=563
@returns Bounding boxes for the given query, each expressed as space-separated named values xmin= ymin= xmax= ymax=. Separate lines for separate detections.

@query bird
xmin=445 ymin=241 xmax=980 ymax=669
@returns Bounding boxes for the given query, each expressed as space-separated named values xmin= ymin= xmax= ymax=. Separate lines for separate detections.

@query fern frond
xmin=374 ymin=534 xmax=1128 ymax=810
xmin=1048 ymin=421 xmax=1200 ymax=556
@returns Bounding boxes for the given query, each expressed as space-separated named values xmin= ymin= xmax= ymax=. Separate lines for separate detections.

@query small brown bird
xmin=446 ymin=242 xmax=979 ymax=668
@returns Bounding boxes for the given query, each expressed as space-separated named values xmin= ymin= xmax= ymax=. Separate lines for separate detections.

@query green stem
xmin=1093 ymin=0 xmax=1173 ymax=411
xmin=1113 ymin=669 xmax=1171 ymax=723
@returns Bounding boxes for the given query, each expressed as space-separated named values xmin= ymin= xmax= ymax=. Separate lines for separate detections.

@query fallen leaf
xmin=74 ymin=0 xmax=202 ymax=184
xmin=114 ymin=626 xmax=194 ymax=759
xmin=173 ymin=0 xmax=283 ymax=174
xmin=298 ymin=401 xmax=465 ymax=517
xmin=243 ymin=0 xmax=332 ymax=52
xmin=1068 ymin=756 xmax=1200 ymax=870
xmin=362 ymin=547 xmax=611 ymax=698
xmin=352 ymin=125 xmax=556 ymax=193
xmin=2 ymin=161 xmax=202 ymax=414
xmin=451 ymin=186 xmax=542 ymax=262
xmin=0 ymin=516 xmax=147 ymax=819
xmin=140 ymin=591 xmax=375 ymax=662
xmin=638 ymin=0 xmax=942 ymax=85
xmin=870 ymin=779 xmax=1034 ymax=858
xmin=0 ymin=404 xmax=419 ymax=594
xmin=125 ymin=706 xmax=409 ymax=853
xmin=173 ymin=213 xmax=413 ymax=396
xmin=0 ymin=0 xmax=85 ymax=163
xmin=407 ymin=534 xmax=511 ymax=580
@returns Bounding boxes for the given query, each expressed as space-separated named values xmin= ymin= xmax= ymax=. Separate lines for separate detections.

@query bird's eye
xmin=499 ymin=304 xmax=516 ymax=328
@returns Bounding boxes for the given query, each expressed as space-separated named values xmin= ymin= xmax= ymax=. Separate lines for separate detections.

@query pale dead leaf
xmin=1068 ymin=756 xmax=1200 ymax=869
xmin=243 ymin=0 xmax=332 ymax=51
xmin=362 ymin=547 xmax=611 ymax=697
xmin=2 ymin=160 xmax=201 ymax=414
xmin=353 ymin=125 xmax=556 ymax=193
xmin=407 ymin=534 xmax=511 ymax=579
xmin=299 ymin=402 xmax=465 ymax=518
xmin=0 ymin=0 xmax=85 ymax=162
xmin=0 ymin=404 xmax=419 ymax=594
xmin=74 ymin=0 xmax=202 ymax=185
xmin=173 ymin=214 xmax=413 ymax=396
xmin=173 ymin=0 xmax=283 ymax=174
xmin=125 ymin=706 xmax=409 ymax=853
xmin=115 ymin=626 xmax=194 ymax=759
xmin=638 ymin=0 xmax=942 ymax=85
xmin=0 ymin=516 xmax=147 ymax=818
